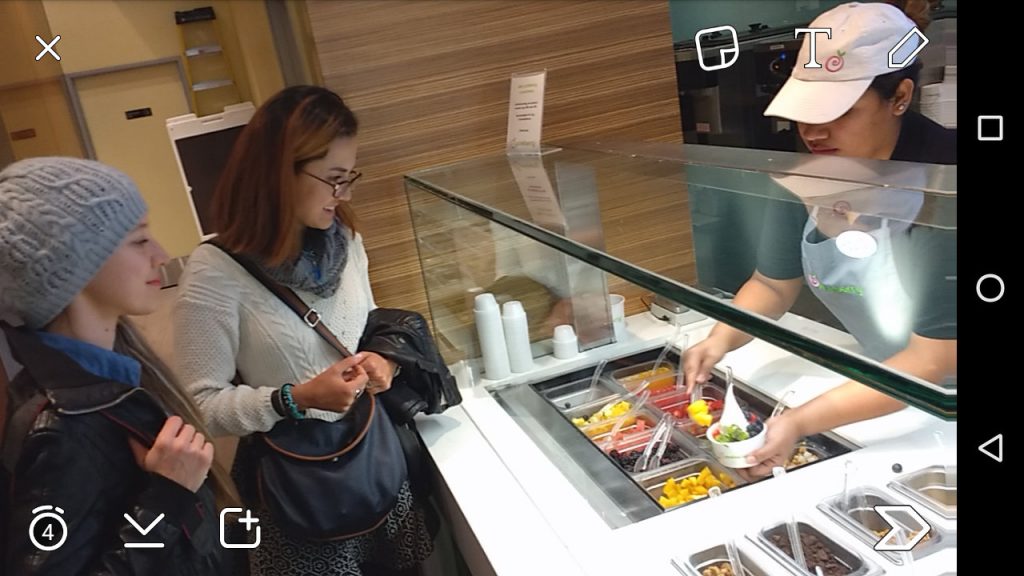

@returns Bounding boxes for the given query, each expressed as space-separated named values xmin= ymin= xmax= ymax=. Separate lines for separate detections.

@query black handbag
xmin=208 ymin=243 xmax=407 ymax=541
xmin=256 ymin=393 xmax=406 ymax=541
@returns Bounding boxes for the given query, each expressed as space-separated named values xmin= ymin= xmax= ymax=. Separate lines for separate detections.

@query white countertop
xmin=417 ymin=312 xmax=956 ymax=576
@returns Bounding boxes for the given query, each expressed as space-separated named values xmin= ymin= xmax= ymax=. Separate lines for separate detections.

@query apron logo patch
xmin=809 ymin=274 xmax=863 ymax=296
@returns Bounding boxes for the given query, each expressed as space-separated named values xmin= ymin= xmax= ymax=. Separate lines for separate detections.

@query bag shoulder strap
xmin=205 ymin=240 xmax=352 ymax=358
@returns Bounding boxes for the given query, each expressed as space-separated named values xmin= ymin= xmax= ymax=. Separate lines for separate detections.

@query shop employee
xmin=682 ymin=1 xmax=956 ymax=476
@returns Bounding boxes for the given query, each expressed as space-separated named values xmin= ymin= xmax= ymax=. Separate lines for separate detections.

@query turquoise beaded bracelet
xmin=280 ymin=383 xmax=305 ymax=420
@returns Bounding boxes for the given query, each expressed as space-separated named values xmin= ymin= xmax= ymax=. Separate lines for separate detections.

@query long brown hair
xmin=114 ymin=320 xmax=238 ymax=508
xmin=211 ymin=86 xmax=360 ymax=266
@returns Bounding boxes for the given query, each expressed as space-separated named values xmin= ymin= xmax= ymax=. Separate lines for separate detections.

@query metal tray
xmin=637 ymin=458 xmax=744 ymax=510
xmin=681 ymin=544 xmax=773 ymax=576
xmin=612 ymin=360 xmax=680 ymax=393
xmin=503 ymin=346 xmax=860 ymax=528
xmin=602 ymin=412 xmax=708 ymax=475
xmin=543 ymin=376 xmax=620 ymax=411
xmin=562 ymin=395 xmax=629 ymax=422
xmin=602 ymin=428 xmax=695 ymax=474
xmin=889 ymin=466 xmax=956 ymax=520
xmin=587 ymin=411 xmax=659 ymax=442
xmin=785 ymin=441 xmax=829 ymax=471
xmin=818 ymin=488 xmax=954 ymax=564
xmin=753 ymin=521 xmax=882 ymax=576
xmin=652 ymin=385 xmax=727 ymax=436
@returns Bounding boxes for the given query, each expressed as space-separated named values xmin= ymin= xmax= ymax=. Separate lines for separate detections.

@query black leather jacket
xmin=359 ymin=308 xmax=461 ymax=424
xmin=1 ymin=325 xmax=232 ymax=576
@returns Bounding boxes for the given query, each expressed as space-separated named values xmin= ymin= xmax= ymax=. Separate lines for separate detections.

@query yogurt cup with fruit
xmin=706 ymin=411 xmax=766 ymax=469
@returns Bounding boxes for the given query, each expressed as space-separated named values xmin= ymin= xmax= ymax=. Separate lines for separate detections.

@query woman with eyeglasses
xmin=173 ymin=86 xmax=433 ymax=576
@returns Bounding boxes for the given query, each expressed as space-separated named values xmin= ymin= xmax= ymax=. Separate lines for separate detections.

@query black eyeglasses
xmin=301 ymin=169 xmax=363 ymax=198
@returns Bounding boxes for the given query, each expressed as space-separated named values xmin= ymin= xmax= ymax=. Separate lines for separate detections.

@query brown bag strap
xmin=205 ymin=240 xmax=353 ymax=358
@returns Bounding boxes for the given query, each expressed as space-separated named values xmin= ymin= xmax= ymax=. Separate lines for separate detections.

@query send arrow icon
xmin=980 ymin=434 xmax=1003 ymax=463
xmin=123 ymin=513 xmax=165 ymax=549
xmin=873 ymin=506 xmax=930 ymax=552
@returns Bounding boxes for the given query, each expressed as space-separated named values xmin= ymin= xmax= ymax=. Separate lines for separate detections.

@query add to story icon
xmin=220 ymin=508 xmax=261 ymax=549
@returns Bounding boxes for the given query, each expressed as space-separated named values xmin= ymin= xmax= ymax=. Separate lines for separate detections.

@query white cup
xmin=706 ymin=423 xmax=767 ymax=469
xmin=609 ymin=294 xmax=626 ymax=341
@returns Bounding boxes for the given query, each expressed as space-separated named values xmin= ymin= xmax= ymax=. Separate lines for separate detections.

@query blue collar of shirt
xmin=35 ymin=331 xmax=142 ymax=387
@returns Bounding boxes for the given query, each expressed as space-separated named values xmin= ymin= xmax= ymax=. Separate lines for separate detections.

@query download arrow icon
xmin=873 ymin=505 xmax=931 ymax=551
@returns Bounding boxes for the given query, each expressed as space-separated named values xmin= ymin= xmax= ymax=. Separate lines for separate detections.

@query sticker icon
xmin=29 ymin=505 xmax=69 ymax=552
xmin=694 ymin=25 xmax=740 ymax=72
xmin=220 ymin=508 xmax=261 ymax=549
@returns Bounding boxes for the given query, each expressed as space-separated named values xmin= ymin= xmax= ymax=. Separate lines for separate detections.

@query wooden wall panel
xmin=305 ymin=0 xmax=683 ymax=317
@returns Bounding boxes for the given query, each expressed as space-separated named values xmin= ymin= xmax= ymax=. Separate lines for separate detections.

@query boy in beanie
xmin=1 ymin=157 xmax=235 ymax=575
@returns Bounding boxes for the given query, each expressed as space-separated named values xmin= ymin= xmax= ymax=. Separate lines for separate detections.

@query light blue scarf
xmin=261 ymin=220 xmax=349 ymax=298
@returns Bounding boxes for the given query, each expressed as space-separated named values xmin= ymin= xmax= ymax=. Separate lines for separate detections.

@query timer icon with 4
xmin=29 ymin=505 xmax=69 ymax=551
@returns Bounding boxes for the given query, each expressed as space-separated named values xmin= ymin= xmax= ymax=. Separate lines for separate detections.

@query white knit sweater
xmin=172 ymin=232 xmax=375 ymax=437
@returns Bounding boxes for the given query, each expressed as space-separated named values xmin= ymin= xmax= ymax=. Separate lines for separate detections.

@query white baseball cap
xmin=764 ymin=2 xmax=923 ymax=124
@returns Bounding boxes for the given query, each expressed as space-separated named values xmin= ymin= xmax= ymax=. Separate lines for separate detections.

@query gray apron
xmin=801 ymin=208 xmax=913 ymax=360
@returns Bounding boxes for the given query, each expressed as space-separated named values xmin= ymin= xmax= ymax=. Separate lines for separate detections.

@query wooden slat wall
xmin=404 ymin=151 xmax=695 ymax=361
xmin=305 ymin=0 xmax=683 ymax=317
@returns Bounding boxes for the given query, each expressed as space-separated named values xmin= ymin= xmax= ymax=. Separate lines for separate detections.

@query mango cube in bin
xmin=572 ymin=399 xmax=635 ymax=438
xmin=657 ymin=466 xmax=736 ymax=509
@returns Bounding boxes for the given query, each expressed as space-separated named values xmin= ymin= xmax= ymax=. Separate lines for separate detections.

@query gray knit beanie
xmin=0 ymin=157 xmax=148 ymax=329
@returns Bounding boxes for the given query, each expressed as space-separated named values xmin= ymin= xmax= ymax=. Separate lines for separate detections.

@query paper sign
xmin=508 ymin=155 xmax=565 ymax=232
xmin=506 ymin=70 xmax=546 ymax=155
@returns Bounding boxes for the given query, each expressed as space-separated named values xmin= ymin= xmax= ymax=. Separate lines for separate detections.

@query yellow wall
xmin=40 ymin=0 xmax=262 ymax=101
xmin=0 ymin=80 xmax=84 ymax=160
xmin=0 ymin=116 xmax=15 ymax=166
xmin=0 ymin=1 xmax=81 ymax=164
xmin=0 ymin=0 xmax=62 ymax=88
xmin=75 ymin=63 xmax=196 ymax=257
xmin=23 ymin=0 xmax=285 ymax=257
xmin=223 ymin=2 xmax=285 ymax=104
xmin=38 ymin=0 xmax=285 ymax=105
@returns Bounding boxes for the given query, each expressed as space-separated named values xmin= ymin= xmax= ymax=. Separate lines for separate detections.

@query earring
xmin=897 ymin=104 xmax=907 ymax=111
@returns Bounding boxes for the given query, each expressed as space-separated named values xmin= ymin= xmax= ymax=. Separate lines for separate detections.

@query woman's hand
xmin=358 ymin=352 xmax=396 ymax=395
xmin=291 ymin=353 xmax=370 ymax=413
xmin=739 ymin=411 xmax=802 ymax=480
xmin=681 ymin=336 xmax=730 ymax=393
xmin=128 ymin=416 xmax=214 ymax=493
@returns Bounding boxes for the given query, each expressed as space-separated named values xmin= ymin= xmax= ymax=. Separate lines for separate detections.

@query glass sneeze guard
xmin=405 ymin=142 xmax=956 ymax=419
